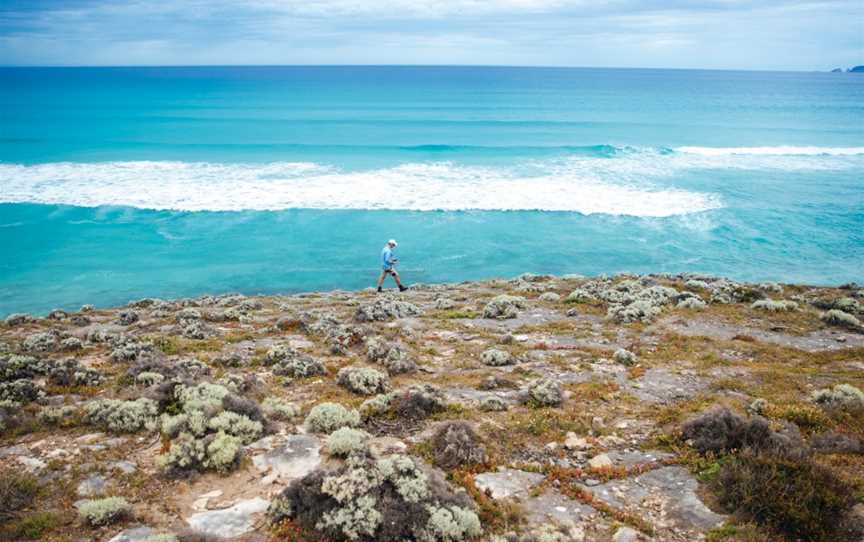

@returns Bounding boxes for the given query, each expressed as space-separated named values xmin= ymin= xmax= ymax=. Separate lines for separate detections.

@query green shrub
xmin=713 ymin=450 xmax=854 ymax=541
xmin=430 ymin=421 xmax=487 ymax=469
xmin=14 ymin=511 xmax=58 ymax=540
xmin=336 ymin=367 xmax=390 ymax=395
xmin=811 ymin=384 xmax=864 ymax=411
xmin=269 ymin=452 xmax=480 ymax=542
xmin=262 ymin=397 xmax=300 ymax=421
xmin=326 ymin=427 xmax=370 ymax=457
xmin=85 ymin=398 xmax=158 ymax=433
xmin=305 ymin=403 xmax=360 ymax=433
xmin=78 ymin=496 xmax=131 ymax=526
xmin=0 ymin=470 xmax=39 ymax=521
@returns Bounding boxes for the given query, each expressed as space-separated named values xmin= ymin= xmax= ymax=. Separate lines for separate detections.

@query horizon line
xmin=0 ymin=63 xmax=851 ymax=74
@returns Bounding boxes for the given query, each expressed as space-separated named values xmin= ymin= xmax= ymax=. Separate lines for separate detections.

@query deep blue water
xmin=1 ymin=66 xmax=862 ymax=316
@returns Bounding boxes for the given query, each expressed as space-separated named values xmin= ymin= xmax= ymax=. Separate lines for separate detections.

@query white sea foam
xmin=0 ymin=160 xmax=722 ymax=217
xmin=4 ymin=147 xmax=858 ymax=216
xmin=676 ymin=146 xmax=864 ymax=156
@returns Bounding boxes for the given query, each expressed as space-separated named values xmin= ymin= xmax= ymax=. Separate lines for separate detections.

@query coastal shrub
xmin=136 ymin=371 xmax=165 ymax=387
xmin=155 ymin=382 xmax=267 ymax=474
xmin=22 ymin=331 xmax=58 ymax=353
xmin=262 ymin=397 xmax=300 ymax=421
xmin=47 ymin=359 xmax=104 ymax=387
xmin=157 ymin=431 xmax=243 ymax=473
xmin=305 ymin=403 xmax=361 ymax=433
xmin=265 ymin=345 xmax=327 ymax=378
xmin=612 ymin=348 xmax=637 ymax=366
xmin=355 ymin=297 xmax=423 ymax=322
xmin=85 ymin=398 xmax=159 ymax=433
xmin=751 ymin=299 xmax=798 ymax=312
xmin=4 ymin=313 xmax=34 ymax=327
xmin=206 ymin=411 xmax=263 ymax=444
xmin=110 ymin=337 xmax=154 ymax=363
xmin=0 ymin=470 xmax=39 ymax=522
xmin=538 ymin=292 xmax=560 ymax=302
xmin=607 ymin=300 xmax=661 ymax=324
xmin=430 ymin=421 xmax=487 ymax=469
xmin=834 ymin=297 xmax=862 ymax=314
xmin=381 ymin=347 xmax=417 ymax=374
xmin=526 ymin=378 xmax=563 ymax=407
xmin=117 ymin=310 xmax=139 ymax=326
xmin=821 ymin=309 xmax=862 ymax=330
xmin=77 ymin=496 xmax=131 ymax=526
xmin=326 ymin=427 xmax=370 ymax=457
xmin=479 ymin=396 xmax=508 ymax=412
xmin=811 ymin=383 xmax=864 ymax=411
xmin=181 ymin=320 xmax=215 ymax=340
xmin=268 ymin=452 xmax=480 ymax=542
xmin=565 ymin=289 xmax=595 ymax=304
xmin=482 ymin=295 xmax=525 ymax=319
xmin=336 ymin=367 xmax=390 ymax=395
xmin=302 ymin=312 xmax=368 ymax=355
xmin=389 ymin=384 xmax=447 ymax=419
xmin=434 ymin=297 xmax=457 ymax=310
xmin=677 ymin=297 xmax=707 ymax=310
xmin=636 ymin=285 xmax=679 ymax=306
xmin=681 ymin=407 xmax=802 ymax=455
xmin=810 ymin=432 xmax=864 ymax=455
xmin=0 ymin=379 xmax=44 ymax=404
xmin=38 ymin=405 xmax=78 ymax=426
xmin=480 ymin=348 xmax=514 ymax=367
xmin=684 ymin=279 xmax=711 ymax=290
xmin=712 ymin=449 xmax=854 ymax=541
xmin=0 ymin=355 xmax=46 ymax=382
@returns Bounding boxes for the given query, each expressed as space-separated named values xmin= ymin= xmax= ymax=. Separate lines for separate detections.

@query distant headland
xmin=831 ymin=65 xmax=864 ymax=73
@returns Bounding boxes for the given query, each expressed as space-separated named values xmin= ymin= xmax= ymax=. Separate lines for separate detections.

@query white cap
xmin=388 ymin=239 xmax=398 ymax=247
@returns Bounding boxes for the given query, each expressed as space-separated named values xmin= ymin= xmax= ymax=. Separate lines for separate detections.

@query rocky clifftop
xmin=1 ymin=273 xmax=863 ymax=542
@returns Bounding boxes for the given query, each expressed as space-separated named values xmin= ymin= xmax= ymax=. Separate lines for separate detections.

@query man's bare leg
xmin=376 ymin=271 xmax=387 ymax=290
xmin=391 ymin=271 xmax=403 ymax=287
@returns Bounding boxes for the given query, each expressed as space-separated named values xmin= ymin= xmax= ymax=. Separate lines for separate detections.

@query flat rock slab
xmin=186 ymin=497 xmax=269 ymax=538
xmin=77 ymin=474 xmax=107 ymax=497
xmin=606 ymin=449 xmax=674 ymax=469
xmin=581 ymin=466 xmax=725 ymax=532
xmin=252 ymin=434 xmax=321 ymax=481
xmin=521 ymin=488 xmax=597 ymax=524
xmin=475 ymin=469 xmax=545 ymax=499
xmin=107 ymin=527 xmax=156 ymax=542
xmin=661 ymin=317 xmax=864 ymax=352
xmin=626 ymin=368 xmax=707 ymax=404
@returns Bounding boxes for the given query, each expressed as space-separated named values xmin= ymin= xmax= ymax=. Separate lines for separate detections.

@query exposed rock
xmin=108 ymin=527 xmax=157 ymax=542
xmin=186 ymin=497 xmax=270 ymax=538
xmin=252 ymin=434 xmax=322 ymax=483
xmin=77 ymin=473 xmax=108 ymax=497
xmin=474 ymin=469 xmax=545 ymax=499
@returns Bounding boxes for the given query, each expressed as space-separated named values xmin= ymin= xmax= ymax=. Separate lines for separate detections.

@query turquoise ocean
xmin=0 ymin=66 xmax=862 ymax=316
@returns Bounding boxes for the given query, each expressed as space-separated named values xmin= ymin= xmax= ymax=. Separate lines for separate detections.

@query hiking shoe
xmin=377 ymin=286 xmax=383 ymax=293
xmin=399 ymin=285 xmax=408 ymax=292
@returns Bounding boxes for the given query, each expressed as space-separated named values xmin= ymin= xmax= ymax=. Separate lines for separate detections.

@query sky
xmin=0 ymin=0 xmax=861 ymax=70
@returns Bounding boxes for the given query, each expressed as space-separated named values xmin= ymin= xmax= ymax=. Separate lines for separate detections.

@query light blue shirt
xmin=381 ymin=246 xmax=395 ymax=270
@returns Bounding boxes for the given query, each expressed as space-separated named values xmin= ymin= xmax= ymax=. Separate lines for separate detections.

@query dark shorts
xmin=382 ymin=268 xmax=397 ymax=275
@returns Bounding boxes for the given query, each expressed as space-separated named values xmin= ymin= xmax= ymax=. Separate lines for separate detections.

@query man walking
xmin=377 ymin=239 xmax=408 ymax=293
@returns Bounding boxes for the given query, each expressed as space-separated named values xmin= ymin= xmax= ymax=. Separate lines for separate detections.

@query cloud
xmin=0 ymin=0 xmax=861 ymax=69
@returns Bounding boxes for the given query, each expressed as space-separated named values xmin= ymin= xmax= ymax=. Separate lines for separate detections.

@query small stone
xmin=592 ymin=416 xmax=605 ymax=430
xmin=186 ymin=497 xmax=269 ymax=538
xmin=613 ymin=526 xmax=639 ymax=542
xmin=108 ymin=527 xmax=156 ymax=542
xmin=588 ymin=453 xmax=612 ymax=471
xmin=77 ymin=474 xmax=107 ymax=497
xmin=564 ymin=432 xmax=590 ymax=450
